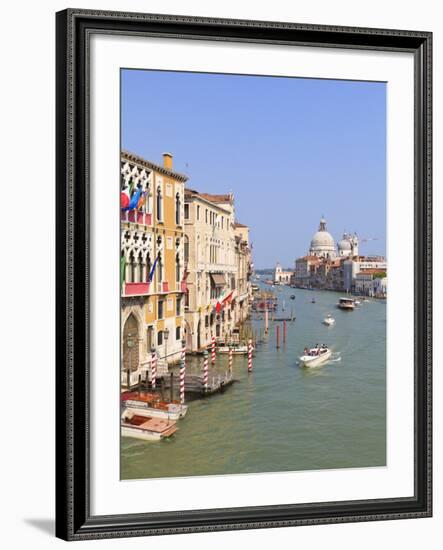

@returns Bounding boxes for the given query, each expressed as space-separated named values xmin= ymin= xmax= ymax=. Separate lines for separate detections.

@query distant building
xmin=183 ymin=190 xmax=252 ymax=352
xmin=309 ymin=217 xmax=336 ymax=259
xmin=294 ymin=256 xmax=321 ymax=287
xmin=274 ymin=262 xmax=293 ymax=285
xmin=355 ymin=269 xmax=387 ymax=297
xmin=343 ymin=257 xmax=387 ymax=292
xmin=294 ymin=217 xmax=385 ymax=294
xmin=337 ymin=232 xmax=359 ymax=257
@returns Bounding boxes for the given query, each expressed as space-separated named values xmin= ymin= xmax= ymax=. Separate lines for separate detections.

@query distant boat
xmin=311 ymin=297 xmax=316 ymax=304
xmin=337 ymin=297 xmax=355 ymax=310
xmin=323 ymin=314 xmax=335 ymax=326
xmin=290 ymin=295 xmax=296 ymax=300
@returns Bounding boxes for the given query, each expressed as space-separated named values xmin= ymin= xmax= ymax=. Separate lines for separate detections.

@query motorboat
xmin=217 ymin=342 xmax=253 ymax=355
xmin=121 ymin=391 xmax=188 ymax=420
xmin=121 ymin=411 xmax=177 ymax=441
xmin=323 ymin=314 xmax=335 ymax=326
xmin=290 ymin=295 xmax=296 ymax=300
xmin=337 ymin=297 xmax=355 ymax=310
xmin=299 ymin=346 xmax=332 ymax=368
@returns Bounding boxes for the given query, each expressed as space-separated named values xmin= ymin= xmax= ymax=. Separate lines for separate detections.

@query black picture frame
xmin=55 ymin=8 xmax=432 ymax=541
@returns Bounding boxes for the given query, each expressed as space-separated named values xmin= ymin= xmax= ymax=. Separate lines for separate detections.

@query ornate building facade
xmin=120 ymin=151 xmax=187 ymax=387
xmin=183 ymin=190 xmax=252 ymax=352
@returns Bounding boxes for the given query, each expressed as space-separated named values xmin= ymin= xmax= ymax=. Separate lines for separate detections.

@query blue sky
xmin=121 ymin=69 xmax=386 ymax=269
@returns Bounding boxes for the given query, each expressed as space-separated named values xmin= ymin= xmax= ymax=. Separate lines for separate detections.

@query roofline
xmin=184 ymin=190 xmax=232 ymax=215
xmin=121 ymin=150 xmax=188 ymax=182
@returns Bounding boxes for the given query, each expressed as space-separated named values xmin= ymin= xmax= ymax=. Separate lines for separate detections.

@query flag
xmin=137 ymin=191 xmax=146 ymax=210
xmin=148 ymin=254 xmax=159 ymax=282
xmin=120 ymin=185 xmax=130 ymax=210
xmin=127 ymin=186 xmax=142 ymax=210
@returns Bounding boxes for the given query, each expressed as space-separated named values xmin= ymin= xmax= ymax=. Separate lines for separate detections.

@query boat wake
xmin=329 ymin=352 xmax=342 ymax=363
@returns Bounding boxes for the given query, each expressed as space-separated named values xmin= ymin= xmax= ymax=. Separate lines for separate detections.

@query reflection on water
xmin=121 ymin=286 xmax=386 ymax=480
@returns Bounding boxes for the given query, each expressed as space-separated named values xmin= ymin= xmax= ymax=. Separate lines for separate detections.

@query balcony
xmin=156 ymin=281 xmax=170 ymax=293
xmin=123 ymin=282 xmax=150 ymax=296
xmin=121 ymin=210 xmax=152 ymax=226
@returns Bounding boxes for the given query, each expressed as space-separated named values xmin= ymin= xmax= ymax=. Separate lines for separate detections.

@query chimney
xmin=163 ymin=152 xmax=173 ymax=170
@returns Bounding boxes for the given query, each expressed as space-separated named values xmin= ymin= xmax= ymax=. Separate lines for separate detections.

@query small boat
xmin=311 ymin=297 xmax=316 ymax=304
xmin=337 ymin=297 xmax=355 ymax=310
xmin=217 ymin=342 xmax=253 ymax=355
xmin=121 ymin=412 xmax=177 ymax=441
xmin=323 ymin=314 xmax=335 ymax=326
xmin=290 ymin=295 xmax=295 ymax=300
xmin=299 ymin=346 xmax=332 ymax=368
xmin=121 ymin=391 xmax=188 ymax=420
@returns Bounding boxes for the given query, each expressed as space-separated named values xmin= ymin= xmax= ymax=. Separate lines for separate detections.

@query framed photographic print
xmin=55 ymin=9 xmax=432 ymax=541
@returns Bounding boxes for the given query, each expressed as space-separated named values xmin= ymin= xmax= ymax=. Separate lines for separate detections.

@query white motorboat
xmin=218 ymin=342 xmax=252 ymax=355
xmin=323 ymin=314 xmax=335 ymax=326
xmin=121 ymin=411 xmax=177 ymax=441
xmin=123 ymin=399 xmax=188 ymax=421
xmin=299 ymin=346 xmax=332 ymax=368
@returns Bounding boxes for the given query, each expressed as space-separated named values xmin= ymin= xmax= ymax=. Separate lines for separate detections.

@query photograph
xmin=119 ymin=69 xmax=387 ymax=480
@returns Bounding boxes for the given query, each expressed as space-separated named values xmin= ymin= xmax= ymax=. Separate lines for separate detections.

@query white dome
xmin=310 ymin=231 xmax=335 ymax=250
xmin=338 ymin=239 xmax=351 ymax=250
xmin=309 ymin=217 xmax=336 ymax=258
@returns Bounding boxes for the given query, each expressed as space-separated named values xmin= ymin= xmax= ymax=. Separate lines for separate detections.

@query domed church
xmin=309 ymin=217 xmax=336 ymax=259
xmin=338 ymin=231 xmax=359 ymax=257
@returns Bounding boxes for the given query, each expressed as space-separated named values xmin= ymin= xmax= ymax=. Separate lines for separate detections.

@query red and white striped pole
xmin=228 ymin=346 xmax=233 ymax=374
xmin=211 ymin=335 xmax=216 ymax=365
xmin=248 ymin=338 xmax=253 ymax=373
xmin=151 ymin=348 xmax=157 ymax=390
xmin=202 ymin=350 xmax=209 ymax=390
xmin=180 ymin=339 xmax=186 ymax=404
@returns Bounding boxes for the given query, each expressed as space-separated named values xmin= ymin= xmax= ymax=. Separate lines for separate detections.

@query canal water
xmin=121 ymin=285 xmax=386 ymax=480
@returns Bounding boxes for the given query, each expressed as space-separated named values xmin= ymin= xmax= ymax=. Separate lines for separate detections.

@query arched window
xmin=184 ymin=235 xmax=189 ymax=264
xmin=156 ymin=186 xmax=163 ymax=221
xmin=129 ymin=250 xmax=135 ymax=283
xmin=176 ymin=253 xmax=181 ymax=285
xmin=175 ymin=193 xmax=181 ymax=225
xmin=157 ymin=252 xmax=163 ymax=285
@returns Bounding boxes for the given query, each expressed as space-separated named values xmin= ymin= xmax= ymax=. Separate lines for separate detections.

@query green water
xmin=121 ymin=285 xmax=386 ymax=480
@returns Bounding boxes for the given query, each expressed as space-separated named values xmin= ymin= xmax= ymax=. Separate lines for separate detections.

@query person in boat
xmin=304 ymin=347 xmax=308 ymax=355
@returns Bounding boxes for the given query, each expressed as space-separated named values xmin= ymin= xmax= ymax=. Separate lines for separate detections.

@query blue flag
xmin=148 ymin=254 xmax=159 ymax=282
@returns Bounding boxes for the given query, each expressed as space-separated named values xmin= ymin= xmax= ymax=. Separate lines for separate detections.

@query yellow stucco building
xmin=120 ymin=151 xmax=187 ymax=387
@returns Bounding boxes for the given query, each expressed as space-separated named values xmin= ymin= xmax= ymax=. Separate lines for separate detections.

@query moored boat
xmin=217 ymin=342 xmax=253 ymax=355
xmin=299 ymin=345 xmax=332 ymax=368
xmin=121 ymin=412 xmax=177 ymax=441
xmin=337 ymin=297 xmax=355 ymax=310
xmin=121 ymin=391 xmax=188 ymax=420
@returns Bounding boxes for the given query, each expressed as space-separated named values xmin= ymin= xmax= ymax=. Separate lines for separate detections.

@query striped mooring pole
xmin=202 ymin=350 xmax=209 ymax=389
xmin=248 ymin=338 xmax=253 ymax=373
xmin=180 ymin=339 xmax=186 ymax=404
xmin=228 ymin=346 xmax=233 ymax=374
xmin=151 ymin=348 xmax=157 ymax=390
xmin=211 ymin=335 xmax=216 ymax=365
